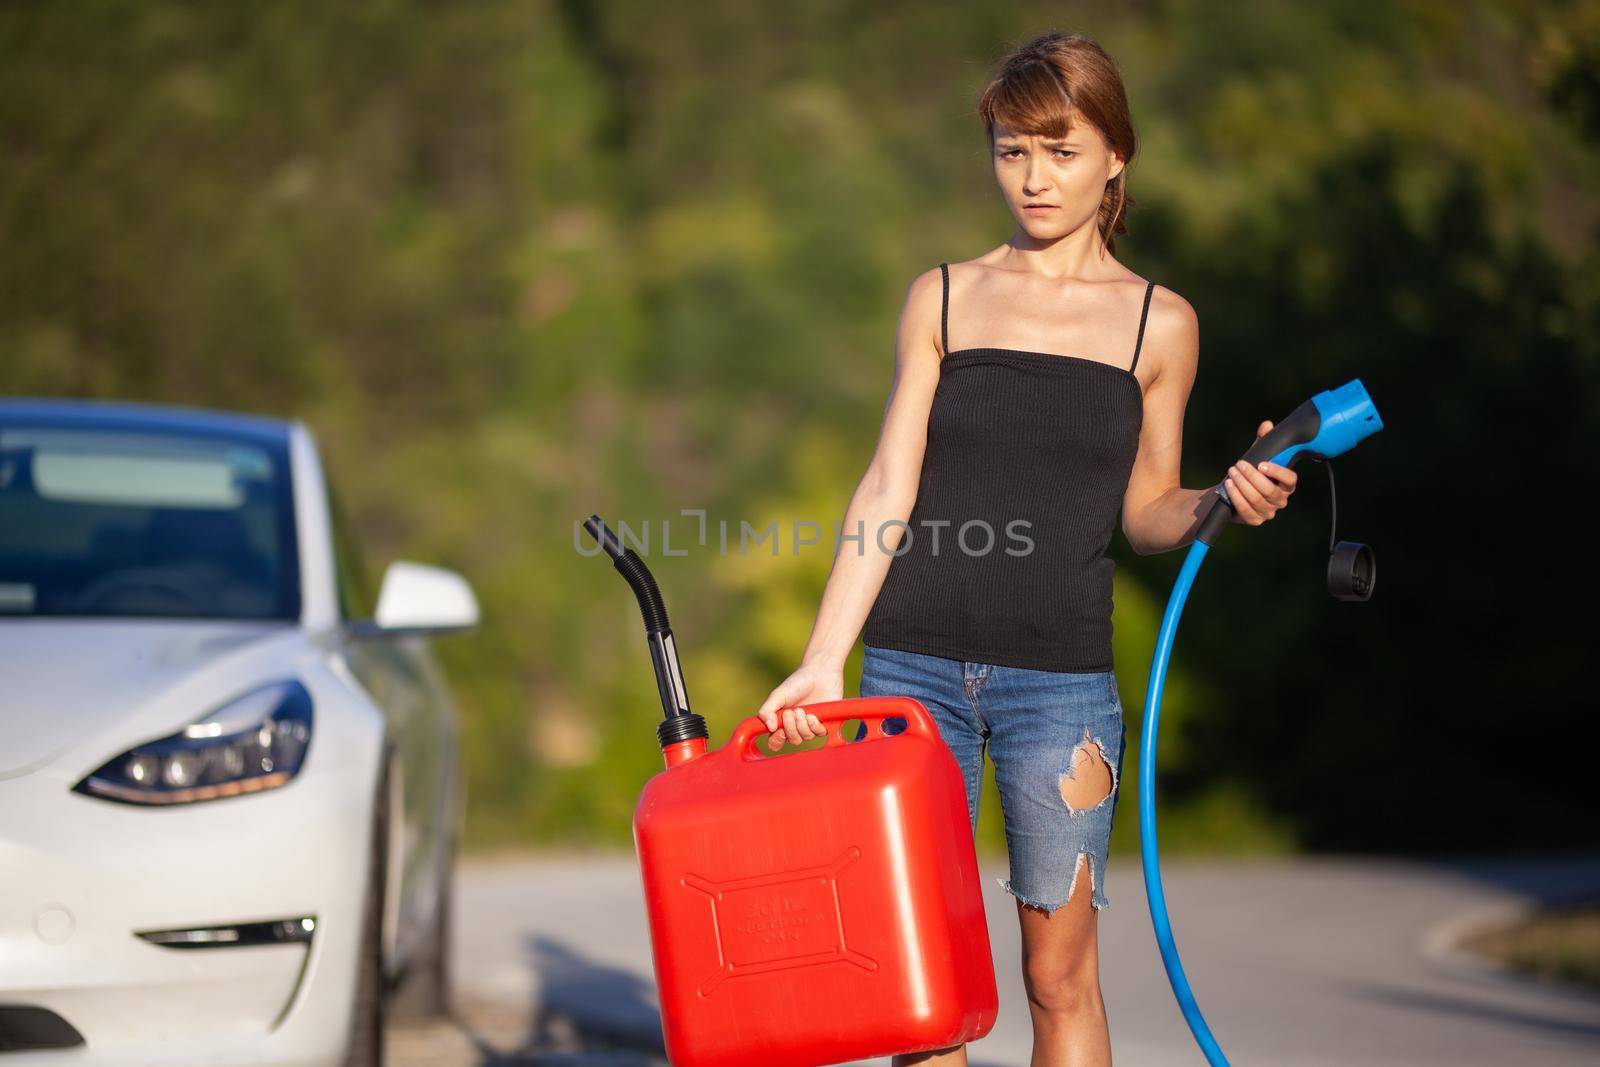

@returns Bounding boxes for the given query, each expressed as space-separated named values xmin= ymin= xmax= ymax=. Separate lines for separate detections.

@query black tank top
xmin=861 ymin=262 xmax=1152 ymax=673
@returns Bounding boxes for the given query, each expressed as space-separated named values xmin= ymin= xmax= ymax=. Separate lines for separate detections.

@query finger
xmin=1249 ymin=462 xmax=1292 ymax=509
xmin=1258 ymin=461 xmax=1298 ymax=492
xmin=1226 ymin=466 xmax=1264 ymax=508
xmin=1225 ymin=477 xmax=1262 ymax=523
xmin=757 ymin=693 xmax=788 ymax=731
xmin=782 ymin=708 xmax=804 ymax=746
xmin=1233 ymin=459 xmax=1278 ymax=500
xmin=1230 ymin=466 xmax=1274 ymax=518
xmin=1255 ymin=419 xmax=1274 ymax=438
xmin=1224 ymin=475 xmax=1264 ymax=524
xmin=767 ymin=730 xmax=787 ymax=752
xmin=1256 ymin=460 xmax=1295 ymax=508
xmin=794 ymin=707 xmax=819 ymax=741
xmin=807 ymin=712 xmax=826 ymax=737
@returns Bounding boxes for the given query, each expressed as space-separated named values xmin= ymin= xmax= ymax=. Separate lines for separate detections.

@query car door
xmin=325 ymin=483 xmax=455 ymax=970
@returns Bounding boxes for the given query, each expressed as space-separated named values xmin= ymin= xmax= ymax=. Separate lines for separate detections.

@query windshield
xmin=0 ymin=423 xmax=300 ymax=620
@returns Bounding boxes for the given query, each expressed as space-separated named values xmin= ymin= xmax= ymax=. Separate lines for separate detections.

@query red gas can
xmin=634 ymin=696 xmax=999 ymax=1067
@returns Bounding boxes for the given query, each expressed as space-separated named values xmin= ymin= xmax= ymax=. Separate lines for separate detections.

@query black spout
xmin=582 ymin=515 xmax=709 ymax=750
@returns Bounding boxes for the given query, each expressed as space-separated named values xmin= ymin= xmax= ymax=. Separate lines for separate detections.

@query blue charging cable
xmin=1138 ymin=538 xmax=1227 ymax=1063
xmin=1136 ymin=379 xmax=1383 ymax=1065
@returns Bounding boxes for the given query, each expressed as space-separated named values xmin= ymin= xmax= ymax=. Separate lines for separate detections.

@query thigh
xmin=859 ymin=644 xmax=987 ymax=830
xmin=980 ymin=665 xmax=1125 ymax=912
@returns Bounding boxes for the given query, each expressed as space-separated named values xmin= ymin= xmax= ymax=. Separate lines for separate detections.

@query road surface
xmin=391 ymin=852 xmax=1600 ymax=1065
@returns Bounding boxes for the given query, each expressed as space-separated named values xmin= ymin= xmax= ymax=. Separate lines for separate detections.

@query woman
xmin=756 ymin=32 xmax=1296 ymax=1067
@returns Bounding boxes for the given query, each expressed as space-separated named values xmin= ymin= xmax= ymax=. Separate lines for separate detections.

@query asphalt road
xmin=391 ymin=852 xmax=1600 ymax=1066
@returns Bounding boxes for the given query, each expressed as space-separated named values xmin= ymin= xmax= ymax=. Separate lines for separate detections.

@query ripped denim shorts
xmin=859 ymin=644 xmax=1127 ymax=912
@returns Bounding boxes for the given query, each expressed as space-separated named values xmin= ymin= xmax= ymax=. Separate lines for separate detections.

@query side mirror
xmin=370 ymin=561 xmax=479 ymax=634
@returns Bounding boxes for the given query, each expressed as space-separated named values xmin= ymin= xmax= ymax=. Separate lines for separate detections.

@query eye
xmin=1054 ymin=149 xmax=1077 ymax=159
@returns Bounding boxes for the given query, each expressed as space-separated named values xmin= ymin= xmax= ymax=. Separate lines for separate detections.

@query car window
xmin=0 ymin=425 xmax=299 ymax=620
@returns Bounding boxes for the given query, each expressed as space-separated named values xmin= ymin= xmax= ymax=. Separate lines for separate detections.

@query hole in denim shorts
xmin=1059 ymin=730 xmax=1115 ymax=812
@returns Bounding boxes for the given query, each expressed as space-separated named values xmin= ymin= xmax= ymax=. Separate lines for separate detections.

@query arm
xmin=1121 ymin=288 xmax=1299 ymax=556
xmin=757 ymin=266 xmax=945 ymax=745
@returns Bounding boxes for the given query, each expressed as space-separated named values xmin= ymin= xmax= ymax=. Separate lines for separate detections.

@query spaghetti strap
xmin=1129 ymin=279 xmax=1155 ymax=374
xmin=939 ymin=262 xmax=950 ymax=357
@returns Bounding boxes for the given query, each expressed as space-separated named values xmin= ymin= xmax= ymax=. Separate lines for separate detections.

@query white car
xmin=0 ymin=399 xmax=475 ymax=1065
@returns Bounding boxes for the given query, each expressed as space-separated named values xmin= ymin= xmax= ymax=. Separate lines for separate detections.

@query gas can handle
xmin=728 ymin=695 xmax=937 ymax=758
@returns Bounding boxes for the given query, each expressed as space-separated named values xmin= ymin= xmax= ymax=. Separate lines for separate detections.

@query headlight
xmin=73 ymin=680 xmax=313 ymax=806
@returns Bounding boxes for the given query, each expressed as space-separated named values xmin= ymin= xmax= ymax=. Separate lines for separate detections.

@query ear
xmin=1108 ymin=154 xmax=1126 ymax=182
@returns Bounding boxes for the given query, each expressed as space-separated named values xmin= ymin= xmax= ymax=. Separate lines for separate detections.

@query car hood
xmin=0 ymin=619 xmax=306 ymax=779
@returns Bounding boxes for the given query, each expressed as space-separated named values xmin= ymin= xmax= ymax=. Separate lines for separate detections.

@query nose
xmin=1023 ymin=154 xmax=1049 ymax=197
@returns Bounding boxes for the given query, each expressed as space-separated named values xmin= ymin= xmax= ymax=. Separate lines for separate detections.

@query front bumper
xmin=0 ymin=755 xmax=375 ymax=1066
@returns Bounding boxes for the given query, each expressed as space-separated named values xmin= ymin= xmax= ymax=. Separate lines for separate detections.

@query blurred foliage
xmin=3 ymin=0 xmax=1595 ymax=854
xmin=1464 ymin=899 xmax=1600 ymax=990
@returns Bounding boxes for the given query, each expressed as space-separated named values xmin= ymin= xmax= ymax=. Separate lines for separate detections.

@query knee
xmin=1022 ymin=960 xmax=1103 ymax=1018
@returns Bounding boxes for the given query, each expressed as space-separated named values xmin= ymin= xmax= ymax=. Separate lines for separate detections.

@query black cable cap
xmin=1329 ymin=540 xmax=1376 ymax=601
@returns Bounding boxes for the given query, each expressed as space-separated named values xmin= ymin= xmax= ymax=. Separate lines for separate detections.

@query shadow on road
xmin=511 ymin=934 xmax=1011 ymax=1067
xmin=387 ymin=936 xmax=666 ymax=1065
xmin=1339 ymin=980 xmax=1600 ymax=1043
xmin=522 ymin=935 xmax=667 ymax=1057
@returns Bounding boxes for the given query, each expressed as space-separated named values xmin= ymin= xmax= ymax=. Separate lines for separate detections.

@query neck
xmin=1001 ymin=217 xmax=1112 ymax=279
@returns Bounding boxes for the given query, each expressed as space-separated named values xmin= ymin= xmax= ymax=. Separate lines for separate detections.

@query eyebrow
xmin=995 ymin=139 xmax=1081 ymax=148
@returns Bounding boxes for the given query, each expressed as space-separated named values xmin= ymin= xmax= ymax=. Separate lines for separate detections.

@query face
xmin=992 ymin=117 xmax=1124 ymax=241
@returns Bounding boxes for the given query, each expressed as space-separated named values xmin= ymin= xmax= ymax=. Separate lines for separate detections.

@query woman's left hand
xmin=1224 ymin=420 xmax=1298 ymax=525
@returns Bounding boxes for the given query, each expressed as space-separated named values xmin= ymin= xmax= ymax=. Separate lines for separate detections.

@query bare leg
xmin=898 ymin=738 xmax=1116 ymax=1067
xmin=893 ymin=1044 xmax=968 ymax=1066
xmin=1019 ymin=736 xmax=1115 ymax=1066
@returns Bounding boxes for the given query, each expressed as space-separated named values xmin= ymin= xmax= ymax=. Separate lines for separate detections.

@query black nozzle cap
xmin=1329 ymin=540 xmax=1376 ymax=601
xmin=657 ymin=712 xmax=709 ymax=748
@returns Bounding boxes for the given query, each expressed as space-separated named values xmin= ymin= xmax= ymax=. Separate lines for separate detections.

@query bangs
xmin=979 ymin=58 xmax=1077 ymax=140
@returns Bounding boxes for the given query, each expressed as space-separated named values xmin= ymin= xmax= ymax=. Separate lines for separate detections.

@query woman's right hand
xmin=756 ymin=662 xmax=844 ymax=752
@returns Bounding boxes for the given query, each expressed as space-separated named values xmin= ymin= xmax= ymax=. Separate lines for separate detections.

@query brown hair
xmin=976 ymin=32 xmax=1138 ymax=255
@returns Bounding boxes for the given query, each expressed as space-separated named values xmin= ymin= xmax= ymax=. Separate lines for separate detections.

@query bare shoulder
xmin=904 ymin=262 xmax=946 ymax=304
xmin=896 ymin=263 xmax=948 ymax=359
xmin=1144 ymin=282 xmax=1198 ymax=338
xmin=1139 ymin=281 xmax=1200 ymax=380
